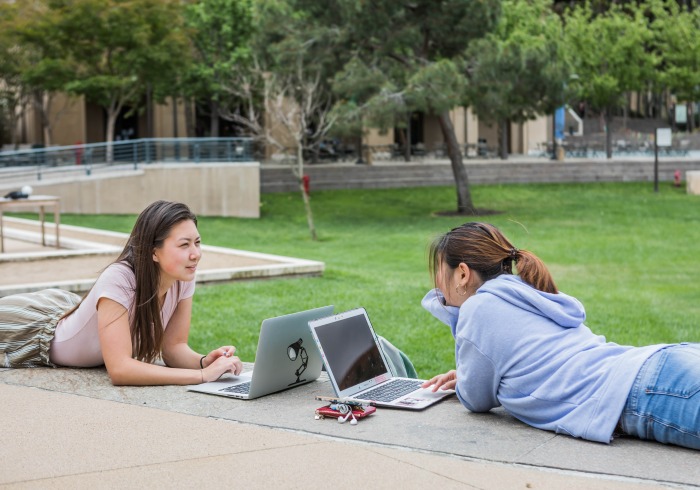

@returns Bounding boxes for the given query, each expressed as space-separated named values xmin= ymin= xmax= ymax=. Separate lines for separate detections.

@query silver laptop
xmin=309 ymin=307 xmax=454 ymax=410
xmin=188 ymin=305 xmax=333 ymax=399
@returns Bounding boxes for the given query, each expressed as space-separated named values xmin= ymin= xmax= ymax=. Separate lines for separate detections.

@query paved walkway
xmin=0 ymin=218 xmax=323 ymax=297
xmin=1 ymin=364 xmax=698 ymax=489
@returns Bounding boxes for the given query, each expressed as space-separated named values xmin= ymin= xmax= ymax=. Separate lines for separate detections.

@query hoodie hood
xmin=476 ymin=274 xmax=585 ymax=328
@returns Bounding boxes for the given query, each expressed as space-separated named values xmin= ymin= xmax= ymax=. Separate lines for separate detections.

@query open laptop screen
xmin=313 ymin=310 xmax=387 ymax=391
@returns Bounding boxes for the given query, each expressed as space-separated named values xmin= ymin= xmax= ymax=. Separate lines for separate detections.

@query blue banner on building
xmin=555 ymin=106 xmax=566 ymax=140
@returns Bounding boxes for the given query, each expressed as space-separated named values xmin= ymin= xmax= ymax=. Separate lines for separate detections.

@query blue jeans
xmin=619 ymin=343 xmax=700 ymax=450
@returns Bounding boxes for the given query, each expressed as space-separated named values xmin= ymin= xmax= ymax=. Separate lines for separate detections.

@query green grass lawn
xmin=56 ymin=181 xmax=700 ymax=377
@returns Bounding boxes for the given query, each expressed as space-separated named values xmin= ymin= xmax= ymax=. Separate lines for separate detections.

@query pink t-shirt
xmin=49 ymin=262 xmax=195 ymax=367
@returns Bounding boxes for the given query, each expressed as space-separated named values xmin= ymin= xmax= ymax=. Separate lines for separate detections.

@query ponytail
xmin=513 ymin=249 xmax=558 ymax=294
xmin=430 ymin=222 xmax=558 ymax=294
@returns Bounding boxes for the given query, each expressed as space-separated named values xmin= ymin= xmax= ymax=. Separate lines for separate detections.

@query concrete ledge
xmin=687 ymin=170 xmax=700 ymax=195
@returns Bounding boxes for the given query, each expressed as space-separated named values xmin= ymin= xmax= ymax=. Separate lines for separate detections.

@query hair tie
xmin=509 ymin=248 xmax=519 ymax=260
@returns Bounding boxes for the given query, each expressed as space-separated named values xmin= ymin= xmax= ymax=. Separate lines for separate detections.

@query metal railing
xmin=0 ymin=137 xmax=254 ymax=182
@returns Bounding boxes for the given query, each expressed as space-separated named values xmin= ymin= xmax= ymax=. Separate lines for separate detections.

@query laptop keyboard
xmin=219 ymin=382 xmax=251 ymax=394
xmin=356 ymin=379 xmax=423 ymax=402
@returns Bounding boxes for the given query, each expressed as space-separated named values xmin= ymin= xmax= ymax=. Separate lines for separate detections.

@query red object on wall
xmin=674 ymin=170 xmax=682 ymax=187
xmin=302 ymin=174 xmax=310 ymax=194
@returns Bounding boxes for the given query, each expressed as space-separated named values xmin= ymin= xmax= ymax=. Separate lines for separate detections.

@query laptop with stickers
xmin=188 ymin=305 xmax=333 ymax=399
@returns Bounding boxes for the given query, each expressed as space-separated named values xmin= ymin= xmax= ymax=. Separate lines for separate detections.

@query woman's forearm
xmin=106 ymin=356 xmax=203 ymax=386
xmin=161 ymin=342 xmax=201 ymax=369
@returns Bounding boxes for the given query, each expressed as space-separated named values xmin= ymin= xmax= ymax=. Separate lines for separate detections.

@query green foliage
xmin=0 ymin=3 xmax=21 ymax=144
xmin=252 ymin=0 xmax=350 ymax=89
xmin=57 ymin=183 xmax=700 ymax=377
xmin=21 ymin=0 xmax=189 ymax=116
xmin=324 ymin=0 xmax=501 ymax=126
xmin=315 ymin=0 xmax=502 ymax=211
xmin=406 ymin=60 xmax=468 ymax=115
xmin=563 ymin=2 xmax=656 ymax=112
xmin=329 ymin=58 xmax=394 ymax=136
xmin=466 ymin=0 xmax=571 ymax=124
xmin=182 ymin=0 xmax=254 ymax=102
xmin=647 ymin=0 xmax=700 ymax=103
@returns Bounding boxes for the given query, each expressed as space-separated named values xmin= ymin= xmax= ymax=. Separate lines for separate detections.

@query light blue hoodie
xmin=422 ymin=274 xmax=667 ymax=443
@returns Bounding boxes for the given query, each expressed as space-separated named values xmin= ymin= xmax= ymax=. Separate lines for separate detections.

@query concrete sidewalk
xmin=0 ymin=218 xmax=324 ymax=297
xmin=1 ymin=366 xmax=697 ymax=489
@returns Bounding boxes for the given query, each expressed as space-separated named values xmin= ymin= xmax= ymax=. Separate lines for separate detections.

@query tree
xmin=8 ymin=0 xmax=79 ymax=147
xmin=26 ymin=0 xmax=189 ymax=159
xmin=297 ymin=0 xmax=502 ymax=215
xmin=563 ymin=2 xmax=656 ymax=158
xmin=648 ymin=0 xmax=700 ymax=131
xmin=182 ymin=0 xmax=255 ymax=137
xmin=226 ymin=58 xmax=335 ymax=241
xmin=330 ymin=57 xmax=405 ymax=160
xmin=0 ymin=1 xmax=29 ymax=148
xmin=465 ymin=0 xmax=571 ymax=160
xmin=214 ymin=0 xmax=353 ymax=240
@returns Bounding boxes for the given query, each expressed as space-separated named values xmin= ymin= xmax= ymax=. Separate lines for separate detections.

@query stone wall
xmin=3 ymin=163 xmax=260 ymax=218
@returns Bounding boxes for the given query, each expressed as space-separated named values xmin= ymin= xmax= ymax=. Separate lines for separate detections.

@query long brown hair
xmin=429 ymin=222 xmax=558 ymax=294
xmin=63 ymin=201 xmax=198 ymax=362
xmin=119 ymin=200 xmax=198 ymax=362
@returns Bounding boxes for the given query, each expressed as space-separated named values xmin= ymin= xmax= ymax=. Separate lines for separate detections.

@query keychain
xmin=314 ymin=396 xmax=376 ymax=424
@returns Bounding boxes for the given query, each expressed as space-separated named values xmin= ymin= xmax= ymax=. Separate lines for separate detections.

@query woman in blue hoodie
xmin=421 ymin=222 xmax=699 ymax=450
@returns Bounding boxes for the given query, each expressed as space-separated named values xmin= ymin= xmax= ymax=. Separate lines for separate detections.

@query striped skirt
xmin=0 ymin=289 xmax=81 ymax=368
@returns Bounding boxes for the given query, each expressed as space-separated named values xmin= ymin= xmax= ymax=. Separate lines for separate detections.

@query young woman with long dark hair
xmin=0 ymin=200 xmax=242 ymax=385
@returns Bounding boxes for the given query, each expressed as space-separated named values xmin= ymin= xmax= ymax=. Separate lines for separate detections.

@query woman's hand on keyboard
xmin=421 ymin=370 xmax=457 ymax=392
xmin=202 ymin=353 xmax=243 ymax=382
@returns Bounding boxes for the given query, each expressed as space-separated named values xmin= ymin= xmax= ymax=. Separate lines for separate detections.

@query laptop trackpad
xmin=393 ymin=388 xmax=453 ymax=408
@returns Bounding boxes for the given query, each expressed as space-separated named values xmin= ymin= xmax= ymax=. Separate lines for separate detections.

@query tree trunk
xmin=9 ymin=100 xmax=22 ymax=150
xmin=146 ymin=84 xmax=153 ymax=138
xmin=10 ymin=110 xmax=19 ymax=149
xmin=604 ymin=108 xmax=612 ymax=159
xmin=172 ymin=96 xmax=179 ymax=138
xmin=184 ymin=99 xmax=195 ymax=138
xmin=106 ymin=109 xmax=118 ymax=163
xmin=210 ymin=99 xmax=220 ymax=137
xmin=396 ymin=126 xmax=409 ymax=162
xmin=19 ymin=101 xmax=27 ymax=146
xmin=437 ymin=111 xmax=476 ymax=214
xmin=35 ymin=92 xmax=52 ymax=146
xmin=355 ymin=134 xmax=364 ymax=164
xmin=43 ymin=123 xmax=51 ymax=147
xmin=499 ymin=119 xmax=508 ymax=160
xmin=296 ymin=144 xmax=317 ymax=241
xmin=405 ymin=114 xmax=411 ymax=162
